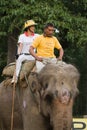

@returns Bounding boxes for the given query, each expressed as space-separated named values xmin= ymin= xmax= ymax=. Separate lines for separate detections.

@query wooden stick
xmin=11 ymin=62 xmax=16 ymax=130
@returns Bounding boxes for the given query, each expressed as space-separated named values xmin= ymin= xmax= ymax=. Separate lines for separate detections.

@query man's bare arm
xmin=29 ymin=46 xmax=43 ymax=61
xmin=57 ymin=47 xmax=64 ymax=60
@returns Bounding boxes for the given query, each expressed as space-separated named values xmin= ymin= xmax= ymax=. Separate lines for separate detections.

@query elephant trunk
xmin=56 ymin=88 xmax=71 ymax=105
xmin=51 ymin=99 xmax=73 ymax=130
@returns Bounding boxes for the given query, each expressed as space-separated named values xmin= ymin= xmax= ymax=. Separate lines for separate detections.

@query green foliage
xmin=62 ymin=0 xmax=87 ymax=17
xmin=0 ymin=0 xmax=87 ymax=44
xmin=0 ymin=37 xmax=7 ymax=81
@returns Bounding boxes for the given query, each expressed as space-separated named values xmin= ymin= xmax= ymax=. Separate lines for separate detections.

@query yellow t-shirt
xmin=32 ymin=34 xmax=62 ymax=58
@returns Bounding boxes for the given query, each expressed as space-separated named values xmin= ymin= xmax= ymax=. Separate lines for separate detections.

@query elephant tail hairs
xmin=10 ymin=61 xmax=17 ymax=130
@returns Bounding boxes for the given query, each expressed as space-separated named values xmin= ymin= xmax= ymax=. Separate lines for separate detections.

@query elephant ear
xmin=28 ymin=72 xmax=41 ymax=112
xmin=28 ymin=72 xmax=41 ymax=92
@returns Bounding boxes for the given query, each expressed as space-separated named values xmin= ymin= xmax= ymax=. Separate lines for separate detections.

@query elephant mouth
xmin=45 ymin=94 xmax=53 ymax=104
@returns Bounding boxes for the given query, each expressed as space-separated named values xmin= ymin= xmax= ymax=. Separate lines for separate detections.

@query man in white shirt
xmin=11 ymin=20 xmax=39 ymax=83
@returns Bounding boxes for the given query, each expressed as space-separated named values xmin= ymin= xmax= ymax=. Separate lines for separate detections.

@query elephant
xmin=0 ymin=62 xmax=80 ymax=130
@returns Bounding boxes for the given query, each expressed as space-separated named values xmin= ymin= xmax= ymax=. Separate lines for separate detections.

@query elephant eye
xmin=31 ymin=81 xmax=36 ymax=92
xmin=44 ymin=83 xmax=48 ymax=89
xmin=61 ymin=82 xmax=64 ymax=85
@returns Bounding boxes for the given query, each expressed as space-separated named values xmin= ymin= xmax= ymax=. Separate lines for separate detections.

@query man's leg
xmin=36 ymin=61 xmax=45 ymax=73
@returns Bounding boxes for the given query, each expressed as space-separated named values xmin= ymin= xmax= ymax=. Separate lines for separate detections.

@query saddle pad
xmin=2 ymin=60 xmax=36 ymax=80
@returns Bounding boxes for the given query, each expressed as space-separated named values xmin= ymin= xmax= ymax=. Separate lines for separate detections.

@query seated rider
xmin=29 ymin=23 xmax=64 ymax=72
xmin=11 ymin=20 xmax=39 ymax=83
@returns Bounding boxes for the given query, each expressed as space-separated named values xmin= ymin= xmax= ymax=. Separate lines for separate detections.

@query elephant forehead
xmin=39 ymin=76 xmax=69 ymax=93
xmin=39 ymin=63 xmax=79 ymax=80
xmin=39 ymin=73 xmax=71 ymax=85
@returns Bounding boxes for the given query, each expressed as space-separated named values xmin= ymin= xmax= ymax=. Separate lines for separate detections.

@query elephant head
xmin=0 ymin=62 xmax=80 ymax=130
xmin=30 ymin=63 xmax=80 ymax=130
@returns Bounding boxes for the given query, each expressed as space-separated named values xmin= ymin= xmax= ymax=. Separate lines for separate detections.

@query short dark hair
xmin=44 ymin=23 xmax=54 ymax=29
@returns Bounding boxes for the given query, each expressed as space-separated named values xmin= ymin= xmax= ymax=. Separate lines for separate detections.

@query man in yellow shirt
xmin=29 ymin=23 xmax=64 ymax=72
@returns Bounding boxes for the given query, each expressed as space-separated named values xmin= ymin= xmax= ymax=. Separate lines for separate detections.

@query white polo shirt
xmin=18 ymin=33 xmax=39 ymax=54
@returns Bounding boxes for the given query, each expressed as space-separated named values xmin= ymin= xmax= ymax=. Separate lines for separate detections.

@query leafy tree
xmin=62 ymin=0 xmax=87 ymax=17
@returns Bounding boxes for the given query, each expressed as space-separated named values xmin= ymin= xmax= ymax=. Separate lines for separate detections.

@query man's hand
xmin=57 ymin=56 xmax=62 ymax=61
xmin=58 ymin=47 xmax=64 ymax=60
xmin=15 ymin=54 xmax=20 ymax=59
xmin=35 ymin=56 xmax=43 ymax=62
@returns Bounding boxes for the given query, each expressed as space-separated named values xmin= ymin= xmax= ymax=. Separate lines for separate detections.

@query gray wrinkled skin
xmin=0 ymin=63 xmax=80 ymax=130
